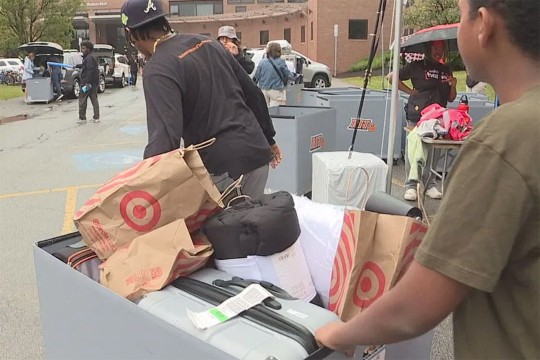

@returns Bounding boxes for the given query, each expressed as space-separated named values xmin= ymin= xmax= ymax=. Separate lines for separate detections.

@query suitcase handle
xmin=212 ymin=279 xmax=284 ymax=310
xmin=229 ymin=277 xmax=296 ymax=300
xmin=304 ymin=347 xmax=334 ymax=360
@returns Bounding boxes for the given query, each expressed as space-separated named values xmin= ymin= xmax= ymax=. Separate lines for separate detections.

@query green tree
xmin=0 ymin=0 xmax=84 ymax=55
xmin=403 ymin=0 xmax=459 ymax=29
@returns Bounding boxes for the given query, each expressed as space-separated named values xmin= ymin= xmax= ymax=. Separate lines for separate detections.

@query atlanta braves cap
xmin=121 ymin=0 xmax=167 ymax=29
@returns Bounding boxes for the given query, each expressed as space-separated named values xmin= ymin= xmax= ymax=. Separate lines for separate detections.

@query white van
xmin=246 ymin=40 xmax=332 ymax=88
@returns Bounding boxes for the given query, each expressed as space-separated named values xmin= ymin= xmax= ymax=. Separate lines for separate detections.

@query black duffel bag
xmin=202 ymin=191 xmax=300 ymax=260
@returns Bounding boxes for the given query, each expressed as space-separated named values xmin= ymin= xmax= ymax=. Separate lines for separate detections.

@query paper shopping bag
xmin=328 ymin=210 xmax=427 ymax=321
xmin=100 ymin=219 xmax=213 ymax=300
xmin=74 ymin=143 xmax=223 ymax=259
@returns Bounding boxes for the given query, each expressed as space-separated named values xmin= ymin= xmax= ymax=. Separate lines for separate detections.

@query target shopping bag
xmin=100 ymin=218 xmax=213 ymax=300
xmin=328 ymin=210 xmax=428 ymax=321
xmin=74 ymin=141 xmax=223 ymax=260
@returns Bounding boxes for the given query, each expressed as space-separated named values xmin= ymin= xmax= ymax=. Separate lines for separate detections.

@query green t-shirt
xmin=416 ymin=86 xmax=540 ymax=359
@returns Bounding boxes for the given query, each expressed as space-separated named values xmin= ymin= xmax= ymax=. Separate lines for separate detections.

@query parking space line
xmin=0 ymin=184 xmax=101 ymax=200
xmin=392 ymin=178 xmax=405 ymax=188
xmin=70 ymin=141 xmax=144 ymax=150
xmin=62 ymin=187 xmax=79 ymax=234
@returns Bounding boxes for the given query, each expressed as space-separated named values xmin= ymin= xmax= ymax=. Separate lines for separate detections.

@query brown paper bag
xmin=100 ymin=219 xmax=213 ymax=300
xmin=74 ymin=143 xmax=223 ymax=259
xmin=328 ymin=210 xmax=428 ymax=321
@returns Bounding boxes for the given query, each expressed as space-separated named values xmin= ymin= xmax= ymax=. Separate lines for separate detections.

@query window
xmin=258 ymin=0 xmax=273 ymax=3
xmin=227 ymin=0 xmax=254 ymax=4
xmin=236 ymin=31 xmax=242 ymax=40
xmin=235 ymin=5 xmax=246 ymax=12
xmin=310 ymin=21 xmax=313 ymax=40
xmin=287 ymin=0 xmax=306 ymax=3
xmin=170 ymin=1 xmax=223 ymax=16
xmin=284 ymin=28 xmax=291 ymax=43
xmin=260 ymin=30 xmax=269 ymax=45
xmin=300 ymin=25 xmax=305 ymax=43
xmin=7 ymin=61 xmax=19 ymax=66
xmin=349 ymin=19 xmax=368 ymax=40
xmin=0 ymin=61 xmax=6 ymax=67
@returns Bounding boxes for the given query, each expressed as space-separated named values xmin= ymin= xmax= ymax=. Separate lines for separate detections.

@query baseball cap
xmin=217 ymin=26 xmax=238 ymax=40
xmin=121 ymin=0 xmax=167 ymax=29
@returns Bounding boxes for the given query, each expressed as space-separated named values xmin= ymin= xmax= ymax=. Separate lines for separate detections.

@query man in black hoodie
xmin=78 ymin=40 xmax=100 ymax=124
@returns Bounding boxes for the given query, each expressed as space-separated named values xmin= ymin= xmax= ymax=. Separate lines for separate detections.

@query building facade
xmin=74 ymin=0 xmax=394 ymax=74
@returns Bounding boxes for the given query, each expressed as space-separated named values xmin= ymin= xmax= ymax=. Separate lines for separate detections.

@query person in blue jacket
xmin=253 ymin=42 xmax=291 ymax=106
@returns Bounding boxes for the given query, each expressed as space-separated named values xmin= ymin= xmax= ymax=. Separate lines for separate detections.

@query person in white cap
xmin=217 ymin=25 xmax=255 ymax=74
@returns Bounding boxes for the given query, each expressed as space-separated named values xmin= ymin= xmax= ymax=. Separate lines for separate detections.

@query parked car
xmin=94 ymin=45 xmax=130 ymax=88
xmin=0 ymin=58 xmax=24 ymax=73
xmin=17 ymin=42 xmax=105 ymax=98
xmin=246 ymin=41 xmax=332 ymax=88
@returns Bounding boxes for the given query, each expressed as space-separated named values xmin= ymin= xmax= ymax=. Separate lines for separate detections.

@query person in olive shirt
xmin=316 ymin=0 xmax=540 ymax=358
xmin=121 ymin=0 xmax=282 ymax=198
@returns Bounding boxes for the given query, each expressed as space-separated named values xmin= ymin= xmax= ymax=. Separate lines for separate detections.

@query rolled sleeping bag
xmin=365 ymin=191 xmax=422 ymax=219
xmin=202 ymin=191 xmax=300 ymax=260
xmin=47 ymin=61 xmax=73 ymax=69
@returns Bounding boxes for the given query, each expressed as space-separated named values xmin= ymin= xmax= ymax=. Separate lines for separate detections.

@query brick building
xmin=75 ymin=0 xmax=395 ymax=74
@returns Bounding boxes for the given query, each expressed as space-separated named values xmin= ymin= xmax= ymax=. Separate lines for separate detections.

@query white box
xmin=312 ymin=152 xmax=388 ymax=208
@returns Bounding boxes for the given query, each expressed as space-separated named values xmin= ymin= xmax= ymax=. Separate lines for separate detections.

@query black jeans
xmin=79 ymin=87 xmax=100 ymax=120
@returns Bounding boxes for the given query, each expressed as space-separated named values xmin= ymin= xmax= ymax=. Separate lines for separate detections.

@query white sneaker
xmin=426 ymin=187 xmax=443 ymax=199
xmin=404 ymin=189 xmax=417 ymax=201
xmin=90 ymin=118 xmax=100 ymax=123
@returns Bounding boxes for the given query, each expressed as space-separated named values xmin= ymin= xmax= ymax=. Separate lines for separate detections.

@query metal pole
xmin=386 ymin=0 xmax=403 ymax=193
xmin=334 ymin=24 xmax=338 ymax=77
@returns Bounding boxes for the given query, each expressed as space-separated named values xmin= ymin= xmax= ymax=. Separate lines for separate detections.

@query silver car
xmin=245 ymin=47 xmax=332 ymax=88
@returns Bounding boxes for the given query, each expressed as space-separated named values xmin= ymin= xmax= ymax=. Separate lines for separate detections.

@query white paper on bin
xmin=292 ymin=195 xmax=346 ymax=308
xmin=312 ymin=151 xmax=388 ymax=209
xmin=215 ymin=241 xmax=316 ymax=302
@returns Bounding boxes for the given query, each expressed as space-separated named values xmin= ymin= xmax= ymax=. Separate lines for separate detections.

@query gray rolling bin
xmin=300 ymin=87 xmax=362 ymax=106
xmin=286 ymin=84 xmax=305 ymax=106
xmin=266 ymin=105 xmax=336 ymax=195
xmin=316 ymin=90 xmax=404 ymax=160
xmin=26 ymin=77 xmax=55 ymax=104
xmin=447 ymin=92 xmax=494 ymax=125
xmin=34 ymin=233 xmax=435 ymax=360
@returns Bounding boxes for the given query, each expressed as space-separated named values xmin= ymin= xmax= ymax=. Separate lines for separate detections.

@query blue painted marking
xmin=72 ymin=149 xmax=142 ymax=172
xmin=120 ymin=125 xmax=147 ymax=135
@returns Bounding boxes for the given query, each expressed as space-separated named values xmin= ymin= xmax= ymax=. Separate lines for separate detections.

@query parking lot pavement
xmin=0 ymin=82 xmax=452 ymax=360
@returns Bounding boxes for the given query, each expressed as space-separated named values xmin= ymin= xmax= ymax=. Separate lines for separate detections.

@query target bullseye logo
xmin=120 ymin=191 xmax=161 ymax=232
xmin=353 ymin=261 xmax=386 ymax=309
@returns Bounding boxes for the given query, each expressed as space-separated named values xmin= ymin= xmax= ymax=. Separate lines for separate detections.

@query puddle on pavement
xmin=0 ymin=114 xmax=31 ymax=124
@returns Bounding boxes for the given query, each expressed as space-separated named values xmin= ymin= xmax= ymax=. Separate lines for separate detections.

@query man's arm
xmin=316 ymin=261 xmax=471 ymax=352
xmin=235 ymin=52 xmax=255 ymax=74
xmin=142 ymin=72 xmax=184 ymax=159
xmin=228 ymin=55 xmax=276 ymax=146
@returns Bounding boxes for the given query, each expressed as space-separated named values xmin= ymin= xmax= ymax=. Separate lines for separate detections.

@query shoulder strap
xmin=268 ymin=58 xmax=287 ymax=86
